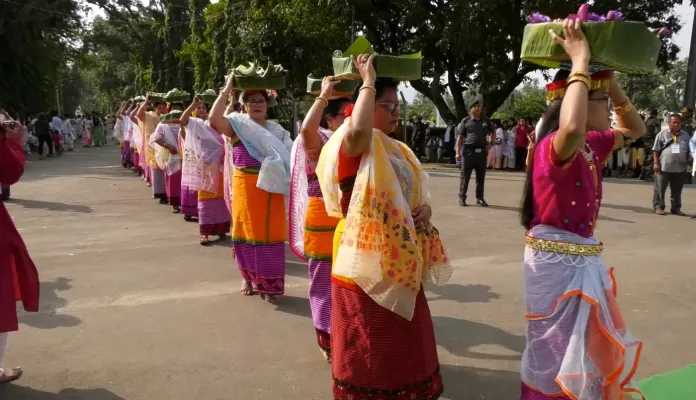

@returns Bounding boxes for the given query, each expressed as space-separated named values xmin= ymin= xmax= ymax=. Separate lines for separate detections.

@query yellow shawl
xmin=317 ymin=119 xmax=451 ymax=320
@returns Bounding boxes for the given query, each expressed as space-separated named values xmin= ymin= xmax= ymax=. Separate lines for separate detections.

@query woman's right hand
xmin=353 ymin=53 xmax=376 ymax=86
xmin=319 ymin=77 xmax=339 ymax=99
xmin=222 ymin=73 xmax=235 ymax=94
xmin=548 ymin=18 xmax=590 ymax=64
xmin=191 ymin=96 xmax=201 ymax=108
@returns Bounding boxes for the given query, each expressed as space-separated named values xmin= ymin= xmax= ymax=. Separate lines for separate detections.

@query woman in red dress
xmin=0 ymin=120 xmax=40 ymax=384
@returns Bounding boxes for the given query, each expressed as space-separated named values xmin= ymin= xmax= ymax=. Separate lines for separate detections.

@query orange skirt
xmin=231 ymin=168 xmax=286 ymax=245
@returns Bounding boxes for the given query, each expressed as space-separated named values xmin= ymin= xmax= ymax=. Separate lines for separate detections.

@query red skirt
xmin=331 ymin=279 xmax=443 ymax=400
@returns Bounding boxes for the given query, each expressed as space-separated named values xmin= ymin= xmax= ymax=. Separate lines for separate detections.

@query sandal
xmin=200 ymin=236 xmax=212 ymax=246
xmin=655 ymin=210 xmax=665 ymax=216
xmin=184 ymin=215 xmax=195 ymax=222
xmin=0 ymin=367 xmax=23 ymax=384
xmin=240 ymin=280 xmax=255 ymax=296
xmin=172 ymin=206 xmax=181 ymax=214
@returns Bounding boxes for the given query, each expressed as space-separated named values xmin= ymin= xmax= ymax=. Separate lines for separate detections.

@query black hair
xmin=519 ymin=69 xmax=569 ymax=229
xmin=669 ymin=113 xmax=683 ymax=120
xmin=320 ymin=98 xmax=350 ymax=129
xmin=351 ymin=78 xmax=399 ymax=103
xmin=650 ymin=108 xmax=658 ymax=117
xmin=169 ymin=102 xmax=185 ymax=111
xmin=240 ymin=90 xmax=270 ymax=104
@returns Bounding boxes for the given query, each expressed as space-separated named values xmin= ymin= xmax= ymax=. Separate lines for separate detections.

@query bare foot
xmin=0 ymin=367 xmax=23 ymax=384
xmin=262 ymin=294 xmax=280 ymax=305
xmin=320 ymin=349 xmax=331 ymax=364
xmin=240 ymin=280 xmax=254 ymax=296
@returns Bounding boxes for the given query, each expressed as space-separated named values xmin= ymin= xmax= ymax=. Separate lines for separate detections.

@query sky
xmin=86 ymin=0 xmax=695 ymax=103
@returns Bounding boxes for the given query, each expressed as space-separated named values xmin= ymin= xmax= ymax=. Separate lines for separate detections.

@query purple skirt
xmin=164 ymin=170 xmax=182 ymax=206
xmin=308 ymin=259 xmax=332 ymax=333
xmin=198 ymin=197 xmax=230 ymax=236
xmin=180 ymin=186 xmax=198 ymax=217
xmin=151 ymin=168 xmax=166 ymax=198
xmin=233 ymin=242 xmax=285 ymax=295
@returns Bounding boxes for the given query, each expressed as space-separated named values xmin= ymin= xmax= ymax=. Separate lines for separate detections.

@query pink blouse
xmin=530 ymin=130 xmax=616 ymax=238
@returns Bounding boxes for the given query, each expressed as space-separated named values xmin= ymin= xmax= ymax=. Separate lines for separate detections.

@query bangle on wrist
xmin=316 ymin=97 xmax=329 ymax=106
xmin=567 ymin=76 xmax=590 ymax=90
xmin=360 ymin=85 xmax=377 ymax=95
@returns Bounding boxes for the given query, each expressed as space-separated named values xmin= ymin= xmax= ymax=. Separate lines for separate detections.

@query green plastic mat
xmin=638 ymin=364 xmax=696 ymax=399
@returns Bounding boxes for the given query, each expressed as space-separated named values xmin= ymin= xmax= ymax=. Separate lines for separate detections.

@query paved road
xmin=1 ymin=146 xmax=695 ymax=399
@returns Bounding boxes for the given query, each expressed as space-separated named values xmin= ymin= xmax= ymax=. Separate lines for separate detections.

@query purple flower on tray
xmin=527 ymin=12 xmax=551 ymax=23
xmin=606 ymin=10 xmax=624 ymax=21
xmin=587 ymin=12 xmax=606 ymax=22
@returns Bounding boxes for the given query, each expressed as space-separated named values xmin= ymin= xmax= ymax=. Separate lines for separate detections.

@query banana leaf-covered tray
xmin=332 ymin=36 xmax=422 ymax=81
xmin=159 ymin=110 xmax=183 ymax=123
xmin=147 ymin=92 xmax=166 ymax=104
xmin=164 ymin=88 xmax=191 ymax=104
xmin=232 ymin=61 xmax=287 ymax=90
xmin=197 ymin=89 xmax=218 ymax=105
xmin=131 ymin=95 xmax=146 ymax=102
xmin=521 ymin=7 xmax=662 ymax=74
xmin=306 ymin=74 xmax=358 ymax=97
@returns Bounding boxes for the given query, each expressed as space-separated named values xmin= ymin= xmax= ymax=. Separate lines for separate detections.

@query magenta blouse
xmin=530 ymin=130 xmax=617 ymax=238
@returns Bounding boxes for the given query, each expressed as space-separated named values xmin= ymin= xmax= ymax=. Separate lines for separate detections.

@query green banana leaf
xmin=197 ymin=89 xmax=218 ymax=105
xmin=232 ymin=61 xmax=287 ymax=90
xmin=234 ymin=76 xmax=286 ymax=90
xmin=332 ymin=36 xmax=422 ymax=80
xmin=306 ymin=74 xmax=359 ymax=95
xmin=164 ymin=88 xmax=191 ymax=103
xmin=521 ymin=21 xmax=660 ymax=74
xmin=147 ymin=92 xmax=166 ymax=104
xmin=159 ymin=110 xmax=183 ymax=122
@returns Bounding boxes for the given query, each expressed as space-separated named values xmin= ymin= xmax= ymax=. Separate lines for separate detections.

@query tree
xmin=347 ymin=0 xmax=682 ymax=123
xmin=616 ymin=58 xmax=687 ymax=112
xmin=0 ymin=0 xmax=82 ymax=116
xmin=407 ymin=93 xmax=435 ymax=122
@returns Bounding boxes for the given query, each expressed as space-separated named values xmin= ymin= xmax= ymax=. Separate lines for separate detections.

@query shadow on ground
xmin=441 ymin=364 xmax=520 ymax=400
xmin=0 ymin=386 xmax=124 ymax=399
xmin=275 ymin=295 xmax=312 ymax=319
xmin=8 ymin=199 xmax=92 ymax=214
xmin=19 ymin=278 xmax=82 ymax=329
xmin=434 ymin=316 xmax=524 ymax=361
xmin=427 ymin=283 xmax=501 ymax=304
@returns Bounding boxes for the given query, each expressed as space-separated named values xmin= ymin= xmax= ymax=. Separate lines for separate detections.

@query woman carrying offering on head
xmin=149 ymin=95 xmax=187 ymax=214
xmin=289 ymin=77 xmax=351 ymax=363
xmin=519 ymin=18 xmax=647 ymax=400
xmin=316 ymin=54 xmax=451 ymax=400
xmin=180 ymin=94 xmax=231 ymax=246
xmin=208 ymin=73 xmax=293 ymax=306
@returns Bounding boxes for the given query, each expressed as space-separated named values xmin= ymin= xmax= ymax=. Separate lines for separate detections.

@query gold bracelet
xmin=316 ymin=97 xmax=329 ymax=106
xmin=567 ymin=76 xmax=590 ymax=89
xmin=613 ymin=99 xmax=634 ymax=116
xmin=360 ymin=86 xmax=377 ymax=95
xmin=568 ymin=71 xmax=591 ymax=81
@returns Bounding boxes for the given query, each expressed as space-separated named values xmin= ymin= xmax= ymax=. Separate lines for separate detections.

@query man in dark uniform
xmin=456 ymin=101 xmax=494 ymax=207
xmin=641 ymin=109 xmax=660 ymax=182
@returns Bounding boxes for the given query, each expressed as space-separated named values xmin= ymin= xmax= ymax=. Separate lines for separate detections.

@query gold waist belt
xmin=525 ymin=235 xmax=603 ymax=256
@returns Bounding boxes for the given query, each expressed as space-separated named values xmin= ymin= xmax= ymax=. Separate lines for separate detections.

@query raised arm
xmin=180 ymin=97 xmax=199 ymax=127
xmin=549 ymin=18 xmax=591 ymax=162
xmin=224 ymin=92 xmax=237 ymax=116
xmin=128 ymin=102 xmax=140 ymax=124
xmin=209 ymin=74 xmax=235 ymax=138
xmin=116 ymin=101 xmax=127 ymax=117
xmin=343 ymin=53 xmax=376 ymax=157
xmin=609 ymin=78 xmax=645 ymax=149
xmin=301 ymin=78 xmax=338 ymax=152
xmin=136 ymin=95 xmax=150 ymax=122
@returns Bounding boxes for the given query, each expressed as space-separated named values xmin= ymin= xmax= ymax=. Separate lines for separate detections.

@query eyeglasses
xmin=377 ymin=102 xmax=400 ymax=113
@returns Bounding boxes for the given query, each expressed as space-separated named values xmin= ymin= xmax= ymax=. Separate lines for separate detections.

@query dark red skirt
xmin=331 ymin=279 xmax=443 ymax=400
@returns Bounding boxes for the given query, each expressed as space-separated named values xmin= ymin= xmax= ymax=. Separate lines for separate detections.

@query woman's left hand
xmin=412 ymin=205 xmax=432 ymax=234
